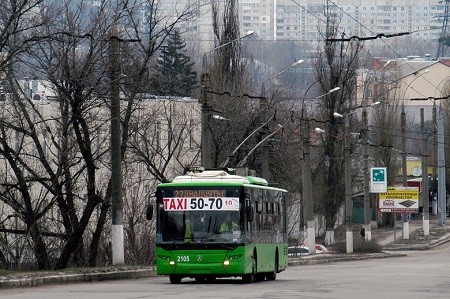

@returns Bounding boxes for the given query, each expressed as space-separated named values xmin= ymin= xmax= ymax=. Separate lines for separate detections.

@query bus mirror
xmin=146 ymin=203 xmax=154 ymax=220
xmin=246 ymin=206 xmax=254 ymax=222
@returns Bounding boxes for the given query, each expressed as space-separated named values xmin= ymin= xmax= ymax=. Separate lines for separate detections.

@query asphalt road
xmin=2 ymin=242 xmax=450 ymax=299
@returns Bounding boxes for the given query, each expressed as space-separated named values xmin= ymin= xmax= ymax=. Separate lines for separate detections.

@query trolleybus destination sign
xmin=163 ymin=197 xmax=239 ymax=211
xmin=378 ymin=186 xmax=419 ymax=213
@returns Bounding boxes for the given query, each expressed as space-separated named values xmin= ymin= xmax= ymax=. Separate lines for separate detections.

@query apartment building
xmin=36 ymin=1 xmax=448 ymax=54
xmin=237 ymin=0 xmax=446 ymax=41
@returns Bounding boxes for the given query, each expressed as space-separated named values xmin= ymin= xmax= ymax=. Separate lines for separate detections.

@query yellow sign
xmin=379 ymin=186 xmax=419 ymax=213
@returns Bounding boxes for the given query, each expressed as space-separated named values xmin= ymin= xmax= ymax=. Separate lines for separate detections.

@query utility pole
xmin=421 ymin=108 xmax=430 ymax=236
xmin=362 ymin=107 xmax=371 ymax=240
xmin=401 ymin=104 xmax=409 ymax=239
xmin=344 ymin=116 xmax=353 ymax=253
xmin=432 ymin=102 xmax=438 ymax=215
xmin=109 ymin=23 xmax=124 ymax=265
xmin=260 ymin=83 xmax=270 ymax=180
xmin=301 ymin=108 xmax=315 ymax=254
xmin=437 ymin=104 xmax=446 ymax=225
xmin=201 ymin=54 xmax=212 ymax=169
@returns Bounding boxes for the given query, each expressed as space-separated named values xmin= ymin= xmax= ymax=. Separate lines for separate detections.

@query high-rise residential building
xmin=37 ymin=1 xmax=449 ymax=52
xmin=234 ymin=0 xmax=446 ymax=42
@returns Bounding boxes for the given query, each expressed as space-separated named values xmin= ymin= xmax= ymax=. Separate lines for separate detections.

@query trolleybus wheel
xmin=266 ymin=253 xmax=278 ymax=281
xmin=205 ymin=276 xmax=216 ymax=283
xmin=194 ymin=276 xmax=205 ymax=283
xmin=242 ymin=273 xmax=254 ymax=283
xmin=243 ymin=249 xmax=257 ymax=283
xmin=169 ymin=275 xmax=182 ymax=284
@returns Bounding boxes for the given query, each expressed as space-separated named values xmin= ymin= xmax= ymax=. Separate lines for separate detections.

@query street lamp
xmin=201 ymin=30 xmax=254 ymax=169
xmin=314 ymin=127 xmax=325 ymax=134
xmin=334 ymin=101 xmax=381 ymax=253
xmin=302 ymin=87 xmax=340 ymax=254
xmin=264 ymin=60 xmax=304 ymax=83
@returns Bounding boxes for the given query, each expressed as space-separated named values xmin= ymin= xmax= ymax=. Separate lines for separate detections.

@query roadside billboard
xmin=379 ymin=186 xmax=419 ymax=213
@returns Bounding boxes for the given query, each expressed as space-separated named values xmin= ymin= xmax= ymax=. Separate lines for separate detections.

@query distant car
xmin=288 ymin=244 xmax=330 ymax=256
xmin=288 ymin=245 xmax=310 ymax=256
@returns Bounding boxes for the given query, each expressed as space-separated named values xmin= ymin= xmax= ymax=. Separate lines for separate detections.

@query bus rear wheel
xmin=205 ymin=276 xmax=216 ymax=283
xmin=265 ymin=269 xmax=277 ymax=281
xmin=169 ymin=275 xmax=182 ymax=284
xmin=266 ymin=254 xmax=278 ymax=281
xmin=242 ymin=273 xmax=254 ymax=283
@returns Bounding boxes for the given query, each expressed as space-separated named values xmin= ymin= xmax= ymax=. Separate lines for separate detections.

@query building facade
xmin=238 ymin=0 xmax=446 ymax=42
xmin=362 ymin=56 xmax=450 ymax=119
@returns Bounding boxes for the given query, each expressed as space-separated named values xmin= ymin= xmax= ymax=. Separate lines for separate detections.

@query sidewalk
xmin=1 ymin=216 xmax=449 ymax=288
xmin=379 ymin=214 xmax=450 ymax=250
xmin=290 ymin=215 xmax=450 ymax=266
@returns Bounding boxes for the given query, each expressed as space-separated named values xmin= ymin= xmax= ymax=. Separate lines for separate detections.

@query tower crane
xmin=436 ymin=0 xmax=450 ymax=59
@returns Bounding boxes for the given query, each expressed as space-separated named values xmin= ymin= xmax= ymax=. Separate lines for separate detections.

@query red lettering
xmin=176 ymin=198 xmax=185 ymax=210
xmin=169 ymin=199 xmax=176 ymax=210
xmin=163 ymin=198 xmax=170 ymax=210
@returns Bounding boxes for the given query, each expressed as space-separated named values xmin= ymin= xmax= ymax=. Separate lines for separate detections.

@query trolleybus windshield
xmin=156 ymin=187 xmax=243 ymax=244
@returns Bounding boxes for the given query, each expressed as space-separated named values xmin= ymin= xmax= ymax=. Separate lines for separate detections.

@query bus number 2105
xmin=177 ymin=256 xmax=190 ymax=262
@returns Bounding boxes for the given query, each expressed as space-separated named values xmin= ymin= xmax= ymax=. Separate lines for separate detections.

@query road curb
xmin=288 ymin=252 xmax=406 ymax=266
xmin=0 ymin=268 xmax=155 ymax=289
xmin=382 ymin=234 xmax=450 ymax=251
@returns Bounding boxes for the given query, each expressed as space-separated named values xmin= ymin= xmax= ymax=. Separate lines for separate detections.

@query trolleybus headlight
xmin=169 ymin=260 xmax=176 ymax=266
xmin=223 ymin=260 xmax=230 ymax=266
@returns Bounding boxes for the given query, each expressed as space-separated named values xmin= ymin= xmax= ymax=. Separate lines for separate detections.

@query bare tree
xmin=207 ymin=0 xmax=260 ymax=168
xmin=313 ymin=1 xmax=362 ymax=244
xmin=0 ymin=0 xmax=57 ymax=270
xmin=371 ymin=91 xmax=402 ymax=185
xmin=127 ymin=99 xmax=201 ymax=184
xmin=0 ymin=0 xmax=198 ymax=270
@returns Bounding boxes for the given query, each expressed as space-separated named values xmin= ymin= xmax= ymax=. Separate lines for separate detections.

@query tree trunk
xmin=89 ymin=197 xmax=110 ymax=266
xmin=55 ymin=198 xmax=98 ymax=269
xmin=29 ymin=223 xmax=50 ymax=270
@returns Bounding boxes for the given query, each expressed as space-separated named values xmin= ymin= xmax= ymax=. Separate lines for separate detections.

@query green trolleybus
xmin=147 ymin=169 xmax=288 ymax=284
